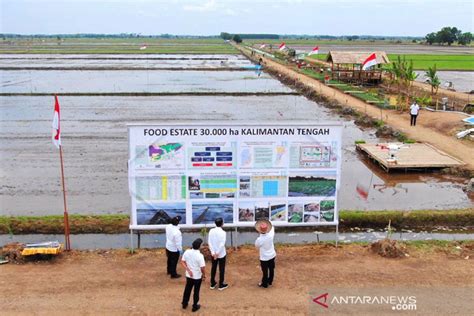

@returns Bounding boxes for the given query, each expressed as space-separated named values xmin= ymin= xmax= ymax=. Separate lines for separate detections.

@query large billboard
xmin=128 ymin=122 xmax=342 ymax=229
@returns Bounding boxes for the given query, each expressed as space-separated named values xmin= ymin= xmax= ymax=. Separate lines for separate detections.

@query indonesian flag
xmin=356 ymin=183 xmax=369 ymax=200
xmin=139 ymin=45 xmax=147 ymax=50
xmin=362 ymin=53 xmax=377 ymax=70
xmin=308 ymin=46 xmax=319 ymax=55
xmin=278 ymin=42 xmax=286 ymax=51
xmin=52 ymin=95 xmax=61 ymax=149
xmin=260 ymin=43 xmax=266 ymax=49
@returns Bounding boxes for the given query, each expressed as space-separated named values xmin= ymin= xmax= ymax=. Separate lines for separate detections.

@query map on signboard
xmin=133 ymin=142 xmax=185 ymax=170
xmin=240 ymin=141 xmax=288 ymax=169
xmin=289 ymin=141 xmax=337 ymax=168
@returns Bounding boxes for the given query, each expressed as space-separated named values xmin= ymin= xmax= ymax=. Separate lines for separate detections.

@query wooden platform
xmin=356 ymin=143 xmax=464 ymax=172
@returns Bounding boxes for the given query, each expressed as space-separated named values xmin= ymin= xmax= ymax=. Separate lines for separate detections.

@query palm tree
xmin=425 ymin=65 xmax=441 ymax=95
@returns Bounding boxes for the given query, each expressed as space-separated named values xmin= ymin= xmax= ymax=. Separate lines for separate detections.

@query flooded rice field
xmin=0 ymin=54 xmax=472 ymax=216
xmin=0 ymin=54 xmax=252 ymax=69
xmin=0 ymin=70 xmax=285 ymax=94
xmin=1 ymin=94 xmax=471 ymax=216
xmin=415 ymin=70 xmax=474 ymax=93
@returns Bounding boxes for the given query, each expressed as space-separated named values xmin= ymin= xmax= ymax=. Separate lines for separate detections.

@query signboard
xmin=128 ymin=122 xmax=342 ymax=229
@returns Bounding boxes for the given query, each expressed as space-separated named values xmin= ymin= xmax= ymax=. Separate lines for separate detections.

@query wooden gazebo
xmin=326 ymin=51 xmax=390 ymax=85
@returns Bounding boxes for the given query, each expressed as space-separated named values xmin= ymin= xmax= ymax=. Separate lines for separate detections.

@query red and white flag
xmin=308 ymin=46 xmax=319 ymax=55
xmin=260 ymin=43 xmax=266 ymax=49
xmin=362 ymin=53 xmax=377 ymax=70
xmin=278 ymin=42 xmax=286 ymax=51
xmin=356 ymin=183 xmax=369 ymax=200
xmin=52 ymin=95 xmax=61 ymax=149
xmin=139 ymin=45 xmax=147 ymax=50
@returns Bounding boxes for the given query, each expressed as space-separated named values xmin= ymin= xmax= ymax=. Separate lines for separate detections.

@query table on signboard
xmin=128 ymin=122 xmax=342 ymax=250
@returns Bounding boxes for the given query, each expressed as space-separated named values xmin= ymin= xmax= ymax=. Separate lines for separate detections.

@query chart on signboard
xmin=128 ymin=123 xmax=342 ymax=229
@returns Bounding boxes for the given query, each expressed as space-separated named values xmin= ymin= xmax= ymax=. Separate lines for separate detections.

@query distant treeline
xmin=425 ymin=27 xmax=472 ymax=45
xmin=1 ymin=33 xmax=427 ymax=41
xmin=0 ymin=33 xmax=221 ymax=39
xmin=220 ymin=32 xmax=422 ymax=41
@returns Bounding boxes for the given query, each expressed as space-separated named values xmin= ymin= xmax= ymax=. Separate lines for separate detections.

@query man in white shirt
xmin=165 ymin=216 xmax=182 ymax=279
xmin=410 ymin=100 xmax=420 ymax=126
xmin=255 ymin=220 xmax=276 ymax=288
xmin=208 ymin=218 xmax=228 ymax=290
xmin=181 ymin=238 xmax=206 ymax=312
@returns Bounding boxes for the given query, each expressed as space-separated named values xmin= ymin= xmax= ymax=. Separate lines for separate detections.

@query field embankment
xmin=1 ymin=209 xmax=472 ymax=235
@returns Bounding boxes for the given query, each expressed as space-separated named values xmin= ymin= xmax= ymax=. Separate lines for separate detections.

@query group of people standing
xmin=165 ymin=216 xmax=276 ymax=312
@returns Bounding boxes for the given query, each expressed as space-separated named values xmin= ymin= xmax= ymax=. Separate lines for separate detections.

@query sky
xmin=0 ymin=0 xmax=473 ymax=36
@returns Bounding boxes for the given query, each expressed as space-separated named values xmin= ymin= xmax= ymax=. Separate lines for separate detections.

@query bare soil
xmin=1 ymin=243 xmax=473 ymax=315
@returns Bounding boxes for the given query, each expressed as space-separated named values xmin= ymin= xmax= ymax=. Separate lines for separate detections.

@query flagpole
xmin=59 ymin=145 xmax=71 ymax=251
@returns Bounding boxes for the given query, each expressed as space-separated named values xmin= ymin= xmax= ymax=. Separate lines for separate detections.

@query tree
xmin=436 ymin=27 xmax=461 ymax=45
xmin=232 ymin=34 xmax=242 ymax=43
xmin=425 ymin=32 xmax=437 ymax=45
xmin=457 ymin=32 xmax=473 ymax=45
xmin=425 ymin=65 xmax=441 ymax=95
xmin=220 ymin=32 xmax=232 ymax=40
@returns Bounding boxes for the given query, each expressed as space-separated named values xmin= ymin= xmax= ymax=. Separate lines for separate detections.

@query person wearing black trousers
xmin=255 ymin=220 xmax=276 ymax=288
xmin=181 ymin=238 xmax=206 ymax=312
xmin=208 ymin=218 xmax=229 ymax=290
xmin=165 ymin=216 xmax=182 ymax=278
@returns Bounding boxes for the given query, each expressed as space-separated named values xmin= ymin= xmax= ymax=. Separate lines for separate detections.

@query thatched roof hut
xmin=326 ymin=51 xmax=390 ymax=65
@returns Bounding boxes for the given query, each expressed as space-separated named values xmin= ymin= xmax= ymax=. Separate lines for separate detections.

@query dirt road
xmin=1 ymin=244 xmax=473 ymax=315
xmin=239 ymin=46 xmax=474 ymax=170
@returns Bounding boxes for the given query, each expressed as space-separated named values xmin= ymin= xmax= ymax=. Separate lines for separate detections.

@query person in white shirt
xmin=255 ymin=220 xmax=276 ymax=288
xmin=181 ymin=238 xmax=206 ymax=312
xmin=410 ymin=100 xmax=420 ymax=126
xmin=208 ymin=218 xmax=228 ymax=290
xmin=165 ymin=216 xmax=182 ymax=279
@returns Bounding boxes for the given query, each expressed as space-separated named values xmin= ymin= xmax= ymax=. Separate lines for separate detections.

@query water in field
xmin=415 ymin=70 xmax=474 ymax=93
xmin=0 ymin=54 xmax=252 ymax=69
xmin=1 ymin=231 xmax=473 ymax=249
xmin=0 ymin=54 xmax=472 ymax=216
xmin=0 ymin=69 xmax=288 ymax=93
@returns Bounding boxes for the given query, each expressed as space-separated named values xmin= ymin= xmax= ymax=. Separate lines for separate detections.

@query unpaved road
xmin=1 ymin=244 xmax=473 ymax=315
xmin=240 ymin=47 xmax=474 ymax=170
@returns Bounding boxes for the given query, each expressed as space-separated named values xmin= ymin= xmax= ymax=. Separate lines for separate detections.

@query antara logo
xmin=313 ymin=293 xmax=329 ymax=308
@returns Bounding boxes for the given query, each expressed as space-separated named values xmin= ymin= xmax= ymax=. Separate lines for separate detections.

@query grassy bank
xmin=0 ymin=209 xmax=472 ymax=235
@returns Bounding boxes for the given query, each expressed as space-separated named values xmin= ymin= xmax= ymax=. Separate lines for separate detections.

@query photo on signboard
xmin=320 ymin=200 xmax=335 ymax=222
xmin=192 ymin=202 xmax=233 ymax=224
xmin=303 ymin=202 xmax=320 ymax=223
xmin=188 ymin=176 xmax=201 ymax=191
xmin=238 ymin=201 xmax=255 ymax=222
xmin=255 ymin=202 xmax=270 ymax=220
xmin=288 ymin=203 xmax=304 ymax=223
xmin=137 ymin=202 xmax=186 ymax=225
xmin=271 ymin=203 xmax=287 ymax=221
xmin=288 ymin=171 xmax=336 ymax=197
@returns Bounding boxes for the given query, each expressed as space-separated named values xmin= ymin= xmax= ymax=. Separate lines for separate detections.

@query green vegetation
xmin=0 ymin=209 xmax=472 ymax=234
xmin=425 ymin=26 xmax=472 ymax=46
xmin=288 ymin=178 xmax=336 ymax=197
xmin=338 ymin=209 xmax=474 ymax=230
xmin=306 ymin=53 xmax=474 ymax=70
xmin=387 ymin=54 xmax=474 ymax=70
